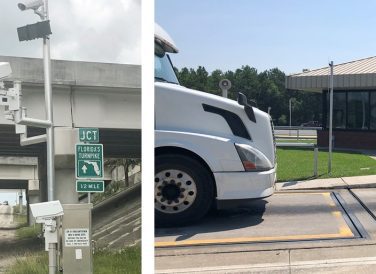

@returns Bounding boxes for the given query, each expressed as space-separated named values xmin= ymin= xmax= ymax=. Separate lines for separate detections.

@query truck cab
xmin=155 ymin=24 xmax=276 ymax=226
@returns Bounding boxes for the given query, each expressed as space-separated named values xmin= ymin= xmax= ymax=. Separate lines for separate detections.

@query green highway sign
xmin=76 ymin=181 xmax=104 ymax=193
xmin=79 ymin=128 xmax=99 ymax=143
xmin=75 ymin=144 xmax=103 ymax=179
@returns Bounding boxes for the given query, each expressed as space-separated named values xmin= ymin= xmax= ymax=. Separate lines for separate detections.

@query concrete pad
xmin=351 ymin=188 xmax=376 ymax=217
xmin=290 ymin=244 xmax=376 ymax=262
xmin=276 ymin=178 xmax=346 ymax=191
xmin=155 ymin=192 xmax=355 ymax=248
xmin=155 ymin=250 xmax=289 ymax=272
xmin=342 ymin=175 xmax=376 ymax=188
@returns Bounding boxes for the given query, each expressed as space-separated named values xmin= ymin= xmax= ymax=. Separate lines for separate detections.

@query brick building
xmin=286 ymin=56 xmax=376 ymax=149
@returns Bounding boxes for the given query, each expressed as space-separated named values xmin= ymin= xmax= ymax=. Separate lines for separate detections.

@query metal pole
xmin=314 ymin=147 xmax=318 ymax=177
xmin=328 ymin=61 xmax=334 ymax=174
xmin=88 ymin=192 xmax=91 ymax=204
xmin=42 ymin=0 xmax=55 ymax=201
xmin=43 ymin=1 xmax=56 ymax=273
xmin=289 ymin=98 xmax=292 ymax=136
xmin=222 ymin=88 xmax=228 ymax=98
xmin=48 ymin=243 xmax=57 ymax=274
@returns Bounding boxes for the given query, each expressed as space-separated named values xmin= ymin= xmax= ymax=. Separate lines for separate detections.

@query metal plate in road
xmin=75 ymin=144 xmax=103 ymax=179
xmin=155 ymin=192 xmax=358 ymax=247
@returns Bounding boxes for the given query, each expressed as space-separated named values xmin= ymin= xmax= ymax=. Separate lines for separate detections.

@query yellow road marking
xmin=155 ymin=192 xmax=355 ymax=248
xmin=155 ymin=232 xmax=353 ymax=247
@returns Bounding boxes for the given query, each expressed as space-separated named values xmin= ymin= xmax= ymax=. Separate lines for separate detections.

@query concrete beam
xmin=0 ymin=56 xmax=141 ymax=89
xmin=0 ymin=156 xmax=38 ymax=165
xmin=0 ymin=165 xmax=38 ymax=180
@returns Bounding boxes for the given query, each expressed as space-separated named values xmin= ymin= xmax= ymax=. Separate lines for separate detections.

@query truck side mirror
xmin=237 ymin=92 xmax=256 ymax=123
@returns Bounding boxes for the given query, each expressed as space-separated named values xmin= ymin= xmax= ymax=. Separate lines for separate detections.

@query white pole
xmin=222 ymin=88 xmax=228 ymax=98
xmin=43 ymin=0 xmax=55 ymax=202
xmin=328 ymin=61 xmax=334 ymax=174
xmin=42 ymin=1 xmax=56 ymax=273
xmin=289 ymin=98 xmax=292 ymax=136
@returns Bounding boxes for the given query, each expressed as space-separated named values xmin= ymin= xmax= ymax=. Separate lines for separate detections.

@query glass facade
xmin=324 ymin=90 xmax=374 ymax=130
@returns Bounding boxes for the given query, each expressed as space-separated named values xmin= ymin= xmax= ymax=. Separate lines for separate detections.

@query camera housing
xmin=30 ymin=200 xmax=64 ymax=221
xmin=17 ymin=0 xmax=43 ymax=11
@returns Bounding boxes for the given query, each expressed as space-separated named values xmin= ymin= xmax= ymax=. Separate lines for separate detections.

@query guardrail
xmin=277 ymin=142 xmax=318 ymax=177
xmin=274 ymin=126 xmax=322 ymax=141
xmin=274 ymin=126 xmax=322 ymax=130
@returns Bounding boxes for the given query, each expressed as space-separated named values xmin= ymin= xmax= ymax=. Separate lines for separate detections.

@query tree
xmin=175 ymin=65 xmax=322 ymax=126
xmin=105 ymin=158 xmax=141 ymax=187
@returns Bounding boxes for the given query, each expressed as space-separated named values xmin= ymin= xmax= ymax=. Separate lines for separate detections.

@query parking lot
xmin=155 ymin=188 xmax=376 ymax=273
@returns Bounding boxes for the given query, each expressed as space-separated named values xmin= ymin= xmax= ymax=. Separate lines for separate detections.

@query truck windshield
xmin=155 ymin=52 xmax=179 ymax=85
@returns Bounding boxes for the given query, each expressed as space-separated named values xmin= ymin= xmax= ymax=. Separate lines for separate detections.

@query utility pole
xmin=328 ymin=61 xmax=334 ymax=174
xmin=289 ymin=98 xmax=293 ymax=136
xmin=41 ymin=0 xmax=55 ymax=201
xmin=17 ymin=1 xmax=56 ymax=273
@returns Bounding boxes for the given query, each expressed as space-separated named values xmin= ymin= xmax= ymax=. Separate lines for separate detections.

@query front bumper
xmin=214 ymin=167 xmax=276 ymax=200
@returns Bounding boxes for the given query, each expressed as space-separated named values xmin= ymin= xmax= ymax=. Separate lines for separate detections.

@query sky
xmin=0 ymin=190 xmax=25 ymax=206
xmin=0 ymin=0 xmax=141 ymax=64
xmin=156 ymin=0 xmax=376 ymax=74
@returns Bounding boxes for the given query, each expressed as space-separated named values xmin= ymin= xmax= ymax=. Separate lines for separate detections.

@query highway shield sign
xmin=75 ymin=144 xmax=103 ymax=179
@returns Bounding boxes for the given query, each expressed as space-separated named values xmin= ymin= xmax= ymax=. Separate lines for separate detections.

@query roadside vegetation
xmin=277 ymin=148 xmax=376 ymax=182
xmin=15 ymin=224 xmax=42 ymax=240
xmin=5 ymin=246 xmax=141 ymax=274
xmin=12 ymin=205 xmax=28 ymax=227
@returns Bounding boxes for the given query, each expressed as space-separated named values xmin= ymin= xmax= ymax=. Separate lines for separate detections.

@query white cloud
xmin=0 ymin=0 xmax=141 ymax=65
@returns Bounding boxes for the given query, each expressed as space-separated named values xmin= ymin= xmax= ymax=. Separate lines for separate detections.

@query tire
xmin=155 ymin=154 xmax=215 ymax=227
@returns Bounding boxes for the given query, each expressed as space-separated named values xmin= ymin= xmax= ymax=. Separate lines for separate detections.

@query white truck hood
xmin=155 ymin=82 xmax=275 ymax=165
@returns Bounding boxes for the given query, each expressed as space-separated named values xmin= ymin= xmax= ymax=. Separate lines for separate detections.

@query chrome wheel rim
xmin=155 ymin=169 xmax=197 ymax=214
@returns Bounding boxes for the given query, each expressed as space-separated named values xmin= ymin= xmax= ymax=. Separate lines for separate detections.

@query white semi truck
xmin=155 ymin=24 xmax=276 ymax=226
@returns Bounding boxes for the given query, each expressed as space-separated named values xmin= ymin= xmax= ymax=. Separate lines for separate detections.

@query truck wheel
xmin=155 ymin=154 xmax=214 ymax=227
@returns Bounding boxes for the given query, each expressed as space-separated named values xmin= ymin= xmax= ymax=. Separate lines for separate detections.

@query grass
xmin=94 ymin=247 xmax=141 ymax=274
xmin=5 ymin=252 xmax=48 ymax=274
xmin=277 ymin=148 xmax=376 ymax=182
xmin=13 ymin=214 xmax=27 ymax=226
xmin=15 ymin=224 xmax=42 ymax=240
xmin=5 ymin=246 xmax=141 ymax=274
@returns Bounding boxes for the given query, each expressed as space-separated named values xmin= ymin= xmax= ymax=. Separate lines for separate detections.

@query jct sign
xmin=75 ymin=144 xmax=103 ymax=179
xmin=79 ymin=128 xmax=99 ymax=143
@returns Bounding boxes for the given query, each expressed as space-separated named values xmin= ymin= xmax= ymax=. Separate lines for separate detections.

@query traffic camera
xmin=30 ymin=201 xmax=64 ymax=251
xmin=17 ymin=0 xmax=43 ymax=11
xmin=30 ymin=200 xmax=64 ymax=222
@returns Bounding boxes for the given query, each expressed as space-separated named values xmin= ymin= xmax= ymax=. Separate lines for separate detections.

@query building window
xmin=327 ymin=92 xmax=346 ymax=129
xmin=347 ymin=92 xmax=369 ymax=130
xmin=370 ymin=93 xmax=376 ymax=130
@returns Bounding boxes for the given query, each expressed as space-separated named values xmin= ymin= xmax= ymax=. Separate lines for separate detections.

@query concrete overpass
xmin=0 ymin=56 xmax=141 ymax=215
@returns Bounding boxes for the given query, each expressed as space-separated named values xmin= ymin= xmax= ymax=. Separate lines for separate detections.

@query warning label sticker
xmin=65 ymin=228 xmax=90 ymax=247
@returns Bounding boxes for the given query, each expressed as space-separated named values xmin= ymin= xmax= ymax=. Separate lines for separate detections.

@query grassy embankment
xmin=5 ymin=246 xmax=141 ymax=274
xmin=277 ymin=148 xmax=376 ymax=182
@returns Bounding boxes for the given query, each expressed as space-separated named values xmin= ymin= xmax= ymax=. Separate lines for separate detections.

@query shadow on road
xmin=155 ymin=199 xmax=267 ymax=241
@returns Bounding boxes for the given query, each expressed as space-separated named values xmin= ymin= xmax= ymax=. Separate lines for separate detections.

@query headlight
xmin=235 ymin=143 xmax=273 ymax=171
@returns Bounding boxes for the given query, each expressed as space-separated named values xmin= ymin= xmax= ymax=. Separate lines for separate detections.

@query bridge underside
xmin=0 ymin=180 xmax=27 ymax=189
xmin=0 ymin=125 xmax=141 ymax=158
